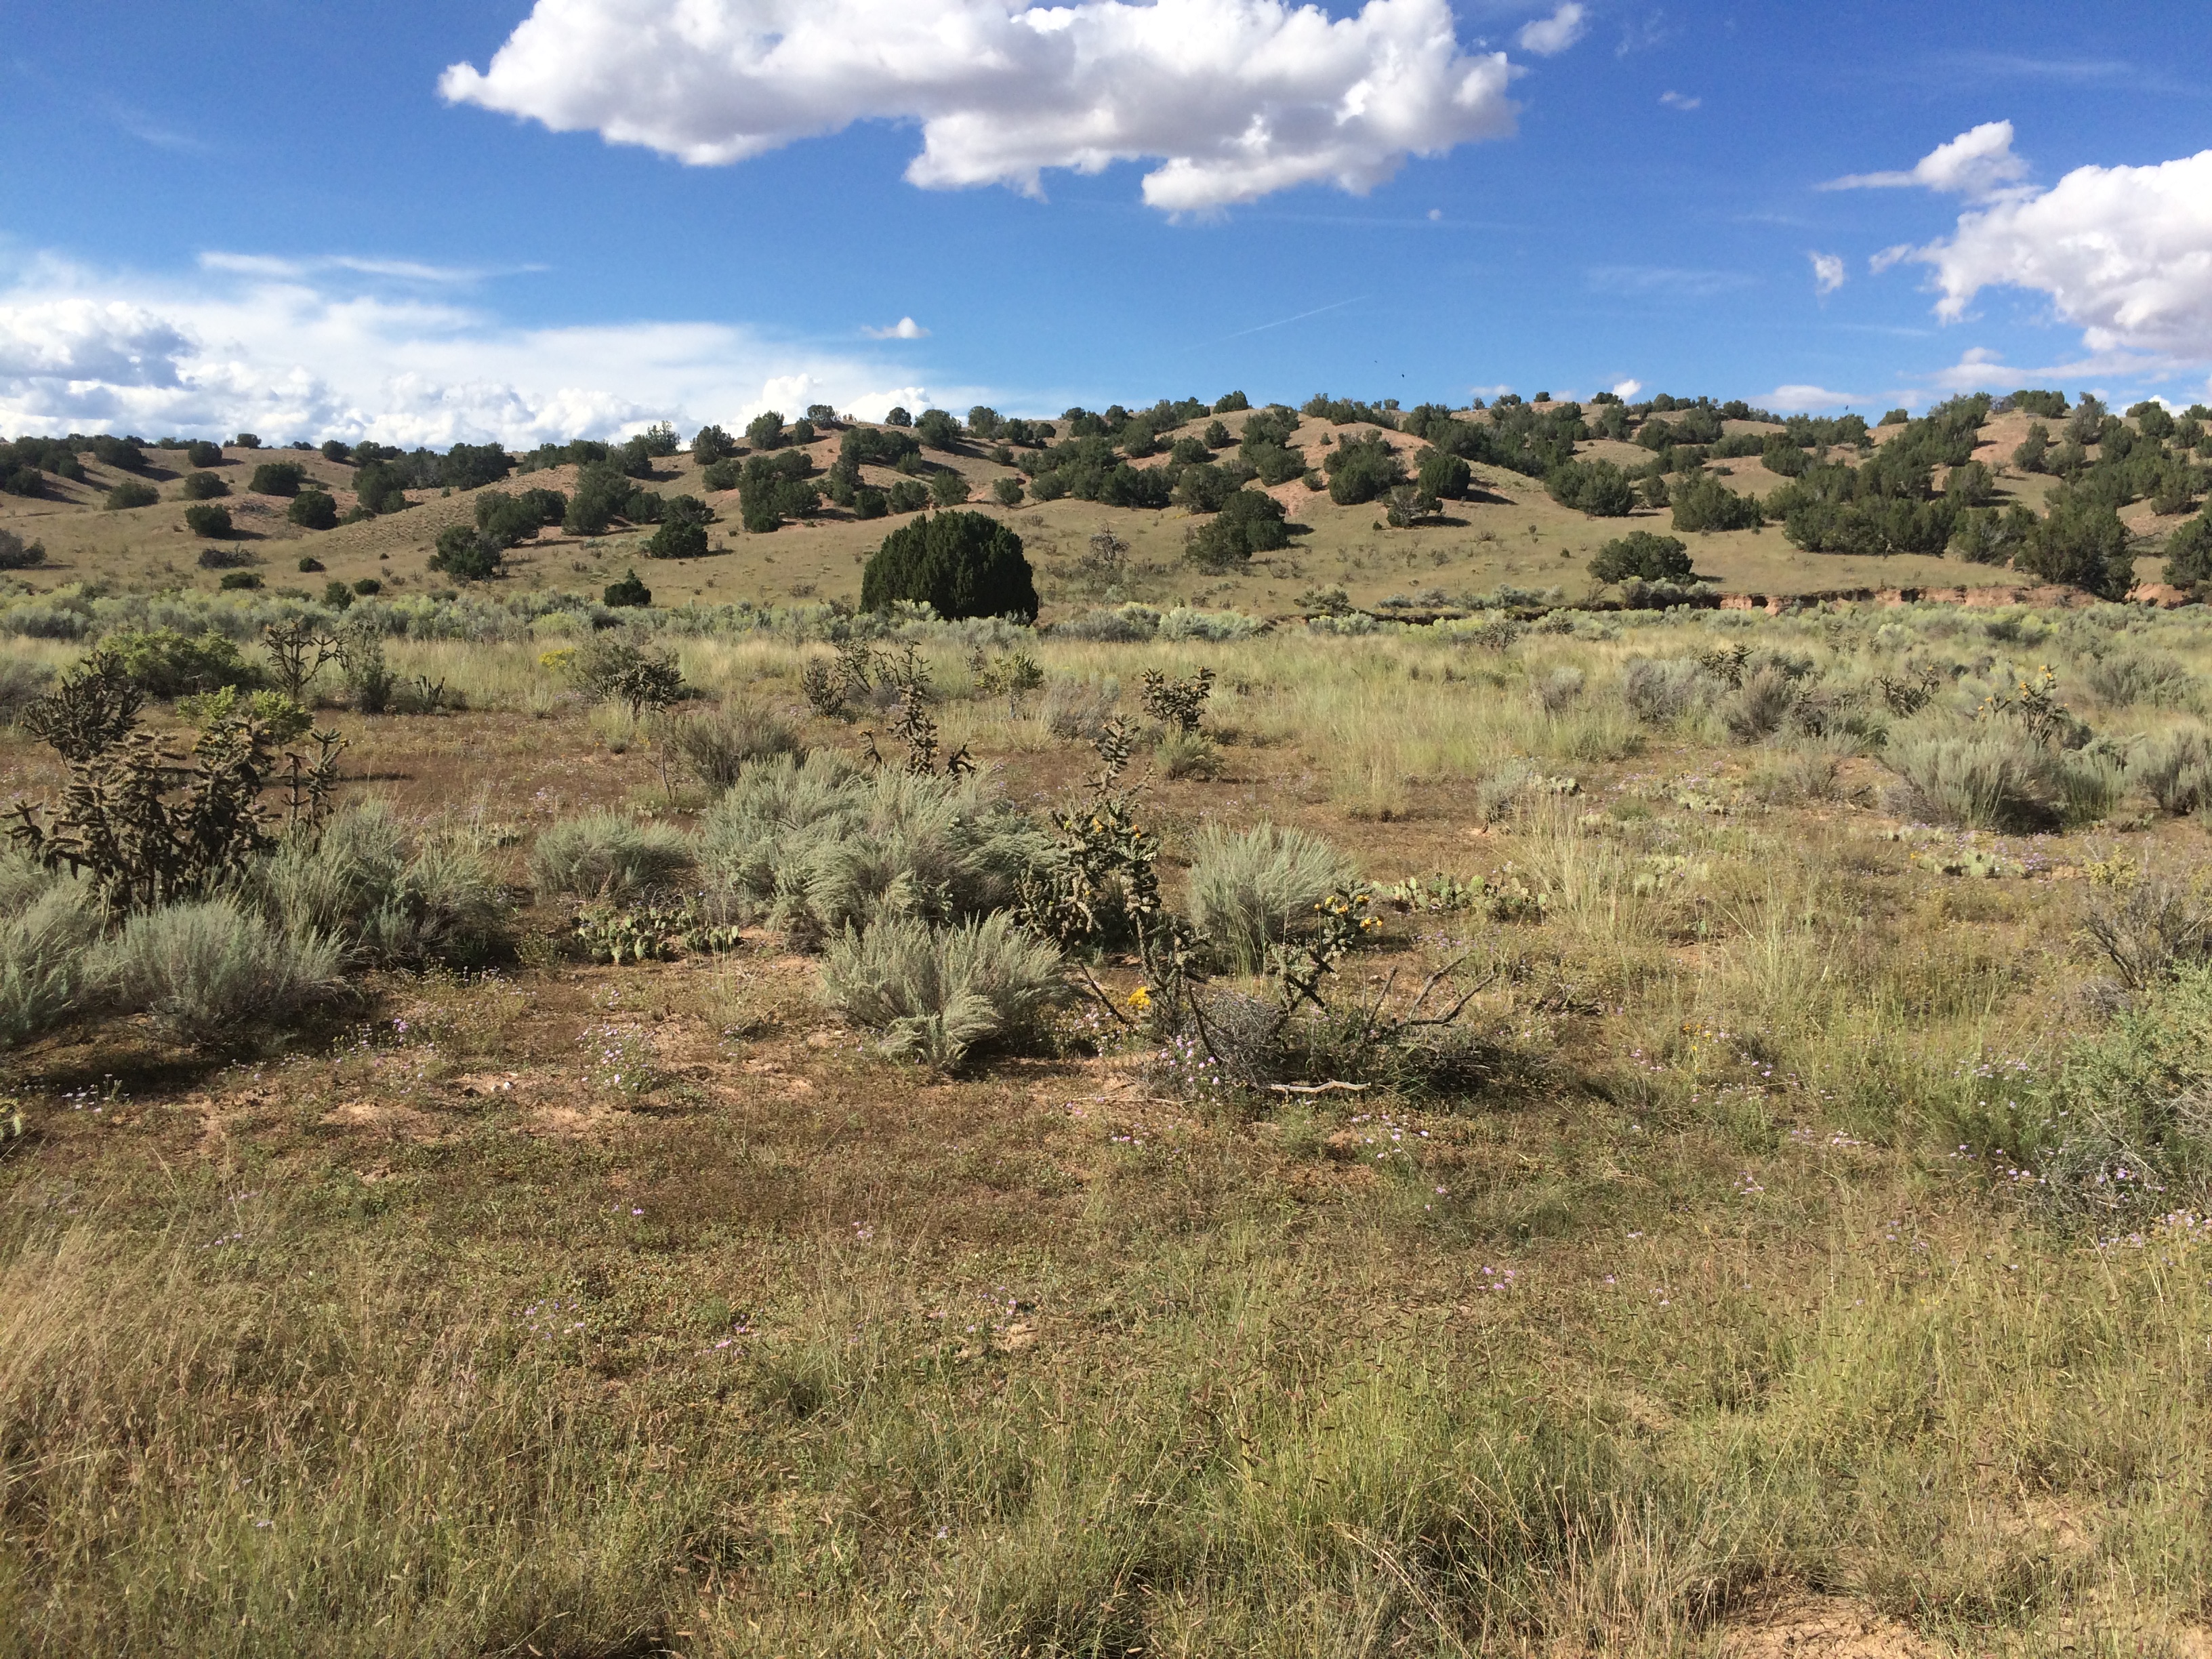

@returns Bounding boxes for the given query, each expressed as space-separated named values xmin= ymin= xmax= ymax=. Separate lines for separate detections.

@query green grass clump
xmin=529 ymin=812 xmax=695 ymax=899
xmin=1883 ymin=730 xmax=2051 ymax=829
xmin=821 ymin=912 xmax=1064 ymax=1069
xmin=259 ymin=803 xmax=509 ymax=966
xmin=0 ymin=855 xmax=106 ymax=1048
xmin=100 ymin=898 xmax=343 ymax=1048
xmin=1188 ymin=821 xmax=1357 ymax=974
xmin=699 ymin=750 xmax=1044 ymax=943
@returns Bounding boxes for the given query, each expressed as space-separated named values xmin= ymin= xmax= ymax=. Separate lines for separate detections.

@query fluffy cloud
xmin=1809 ymin=251 xmax=1845 ymax=296
xmin=1610 ymin=377 xmax=1642 ymax=399
xmin=1908 ymin=147 xmax=2212 ymax=355
xmin=0 ymin=255 xmax=954 ymax=444
xmin=1767 ymin=384 xmax=1864 ymax=411
xmin=439 ymin=0 xmax=1517 ymax=213
xmin=1515 ymin=3 xmax=1586 ymax=56
xmin=863 ymin=316 xmax=929 ymax=340
xmin=1658 ymin=91 xmax=1699 ymax=111
xmin=1823 ymin=120 xmax=2028 ymax=201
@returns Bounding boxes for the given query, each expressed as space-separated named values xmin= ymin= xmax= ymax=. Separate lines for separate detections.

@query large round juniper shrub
xmin=247 ymin=461 xmax=305 ymax=497
xmin=185 ymin=441 xmax=224 ymax=469
xmin=184 ymin=504 xmax=233 ymax=538
xmin=288 ymin=489 xmax=339 ymax=530
xmin=1590 ymin=530 xmax=1692 ymax=583
xmin=605 ymin=568 xmax=653 ymax=607
xmin=861 ymin=510 xmax=1038 ymax=621
xmin=180 ymin=471 xmax=230 ymax=500
xmin=1185 ymin=488 xmax=1289 ymax=571
xmin=430 ymin=524 xmax=504 ymax=581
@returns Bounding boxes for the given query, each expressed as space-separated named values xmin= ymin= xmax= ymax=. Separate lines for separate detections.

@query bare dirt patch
xmin=1717 ymin=1598 xmax=1936 ymax=1658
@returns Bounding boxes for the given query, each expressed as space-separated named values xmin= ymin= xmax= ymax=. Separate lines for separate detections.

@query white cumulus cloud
xmin=1905 ymin=147 xmax=2212 ymax=355
xmin=0 ymin=254 xmax=966 ymax=445
xmin=863 ymin=316 xmax=930 ymax=340
xmin=1516 ymin=3 xmax=1586 ymax=56
xmin=1809 ymin=251 xmax=1846 ymax=295
xmin=1767 ymin=384 xmax=1863 ymax=411
xmin=1658 ymin=91 xmax=1699 ymax=111
xmin=1822 ymin=119 xmax=2029 ymax=201
xmin=1610 ymin=377 xmax=1642 ymax=399
xmin=438 ymin=0 xmax=1518 ymax=213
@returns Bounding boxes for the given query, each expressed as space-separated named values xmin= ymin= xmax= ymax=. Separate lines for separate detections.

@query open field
xmin=5 ymin=576 xmax=2212 ymax=1654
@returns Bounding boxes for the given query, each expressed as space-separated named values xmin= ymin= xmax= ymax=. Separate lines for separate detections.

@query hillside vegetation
xmin=3 ymin=388 xmax=2208 ymax=625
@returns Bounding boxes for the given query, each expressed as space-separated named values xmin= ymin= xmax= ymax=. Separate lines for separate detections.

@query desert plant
xmin=262 ymin=619 xmax=341 ymax=705
xmin=430 ymin=524 xmax=504 ymax=581
xmin=2026 ymin=963 xmax=2212 ymax=1212
xmin=247 ymin=462 xmax=305 ymax=497
xmin=0 ymin=528 xmax=44 ymax=571
xmin=529 ymin=813 xmax=695 ymax=900
xmin=1884 ymin=731 xmax=2050 ymax=830
xmin=1139 ymin=668 xmax=1213 ymax=733
xmin=20 ymin=653 xmax=142 ymax=758
xmin=973 ymin=649 xmax=1044 ymax=717
xmin=103 ymin=628 xmax=262 ymax=698
xmin=1155 ymin=728 xmax=1223 ymax=780
xmin=288 ymin=489 xmax=339 ymax=530
xmin=821 ymin=912 xmax=1065 ymax=1070
xmin=104 ymin=481 xmax=159 ymax=510
xmin=1723 ymin=666 xmax=1797 ymax=741
xmin=337 ymin=624 xmax=396 ymax=714
xmin=604 ymin=569 xmax=652 ymax=607
xmin=2055 ymin=748 xmax=2128 ymax=825
xmin=2081 ymin=878 xmax=2212 ymax=994
xmin=1187 ymin=821 xmax=1357 ymax=975
xmin=1620 ymin=657 xmax=1713 ymax=724
xmin=2085 ymin=651 xmax=2195 ymax=709
xmin=1591 ymin=531 xmax=1692 ymax=584
xmin=698 ymin=751 xmax=1042 ymax=944
xmin=180 ymin=471 xmax=229 ymax=500
xmin=1529 ymin=667 xmax=1584 ymax=716
xmin=1040 ymin=676 xmax=1121 ymax=739
xmin=176 ymin=687 xmax=312 ymax=745
xmin=0 ymin=655 xmax=55 ymax=726
xmin=258 ymin=803 xmax=509 ymax=966
xmin=567 ymin=636 xmax=686 ymax=719
xmin=0 ymin=856 xmax=106 ymax=1048
xmin=2131 ymin=728 xmax=2212 ymax=815
xmin=184 ymin=440 xmax=223 ymax=468
xmin=661 ymin=702 xmax=802 ymax=792
xmin=100 ymin=897 xmax=344 ymax=1048
xmin=861 ymin=510 xmax=1037 ymax=621
xmin=184 ymin=504 xmax=232 ymax=538
xmin=570 ymin=893 xmax=741 ymax=964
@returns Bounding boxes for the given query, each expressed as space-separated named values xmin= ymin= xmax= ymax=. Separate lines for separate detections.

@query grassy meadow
xmin=3 ymin=573 xmax=2212 ymax=1656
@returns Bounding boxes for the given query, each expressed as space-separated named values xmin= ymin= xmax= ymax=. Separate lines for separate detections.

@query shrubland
xmin=4 ymin=387 xmax=2212 ymax=1653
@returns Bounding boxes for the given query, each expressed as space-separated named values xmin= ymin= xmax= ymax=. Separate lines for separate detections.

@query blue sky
xmin=2 ymin=0 xmax=2208 ymax=443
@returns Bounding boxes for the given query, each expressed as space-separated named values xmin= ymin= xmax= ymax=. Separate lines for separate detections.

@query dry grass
xmin=3 ymin=598 xmax=2212 ymax=1653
